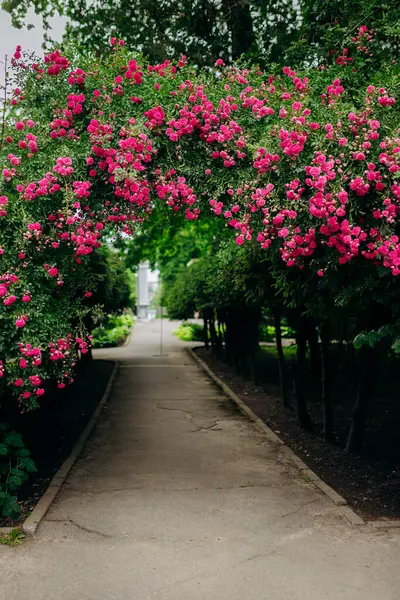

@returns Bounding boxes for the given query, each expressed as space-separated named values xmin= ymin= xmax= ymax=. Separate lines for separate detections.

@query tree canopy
xmin=3 ymin=0 xmax=400 ymax=66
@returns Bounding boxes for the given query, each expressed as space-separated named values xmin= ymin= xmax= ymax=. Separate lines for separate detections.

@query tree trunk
xmin=241 ymin=348 xmax=248 ymax=379
xmin=320 ymin=321 xmax=334 ymax=442
xmin=345 ymin=346 xmax=377 ymax=453
xmin=274 ymin=311 xmax=289 ymax=407
xmin=250 ymin=348 xmax=257 ymax=384
xmin=306 ymin=318 xmax=320 ymax=377
xmin=210 ymin=316 xmax=217 ymax=351
xmin=294 ymin=317 xmax=313 ymax=431
xmin=222 ymin=0 xmax=254 ymax=59
xmin=224 ymin=316 xmax=232 ymax=365
xmin=216 ymin=313 xmax=224 ymax=358
xmin=203 ymin=318 xmax=209 ymax=349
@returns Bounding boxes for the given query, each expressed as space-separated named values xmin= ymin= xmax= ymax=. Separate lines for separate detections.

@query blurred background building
xmin=136 ymin=262 xmax=160 ymax=320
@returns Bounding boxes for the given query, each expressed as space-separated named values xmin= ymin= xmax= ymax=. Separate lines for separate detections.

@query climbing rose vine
xmin=0 ymin=29 xmax=398 ymax=408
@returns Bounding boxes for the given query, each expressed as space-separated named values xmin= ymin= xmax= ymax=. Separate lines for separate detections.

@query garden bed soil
xmin=1 ymin=359 xmax=115 ymax=528
xmin=196 ymin=346 xmax=400 ymax=520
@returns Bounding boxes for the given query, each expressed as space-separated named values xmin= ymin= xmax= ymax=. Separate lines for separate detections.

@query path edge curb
xmin=123 ymin=321 xmax=136 ymax=347
xmin=20 ymin=360 xmax=120 ymax=537
xmin=186 ymin=347 xmax=365 ymax=527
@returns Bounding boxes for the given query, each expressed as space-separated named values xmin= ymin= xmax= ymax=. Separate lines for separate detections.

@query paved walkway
xmin=1 ymin=320 xmax=400 ymax=599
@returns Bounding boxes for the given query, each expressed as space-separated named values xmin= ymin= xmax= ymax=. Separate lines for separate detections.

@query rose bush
xmin=0 ymin=28 xmax=398 ymax=413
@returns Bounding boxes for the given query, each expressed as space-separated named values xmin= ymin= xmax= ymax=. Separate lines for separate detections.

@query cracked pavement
xmin=1 ymin=320 xmax=400 ymax=599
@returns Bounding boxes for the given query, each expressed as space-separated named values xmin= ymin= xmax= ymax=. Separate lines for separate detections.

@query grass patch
xmin=260 ymin=344 xmax=298 ymax=359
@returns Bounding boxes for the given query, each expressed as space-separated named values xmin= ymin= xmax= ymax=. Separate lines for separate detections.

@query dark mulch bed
xmin=196 ymin=346 xmax=400 ymax=520
xmin=1 ymin=359 xmax=115 ymax=528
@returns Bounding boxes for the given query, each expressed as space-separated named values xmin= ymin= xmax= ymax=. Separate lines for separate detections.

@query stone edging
xmin=123 ymin=321 xmax=136 ymax=347
xmin=186 ymin=347 xmax=365 ymax=527
xmin=0 ymin=361 xmax=119 ymax=537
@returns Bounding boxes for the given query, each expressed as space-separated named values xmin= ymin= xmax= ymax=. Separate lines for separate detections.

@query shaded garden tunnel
xmin=1 ymin=26 xmax=400 ymax=524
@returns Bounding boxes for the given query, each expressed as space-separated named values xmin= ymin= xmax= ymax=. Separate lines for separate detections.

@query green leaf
xmin=0 ymin=444 xmax=9 ymax=456
xmin=353 ymin=332 xmax=367 ymax=350
xmin=366 ymin=331 xmax=380 ymax=348
xmin=2 ymin=497 xmax=21 ymax=518
xmin=19 ymin=458 xmax=37 ymax=473
xmin=391 ymin=338 xmax=400 ymax=354
xmin=17 ymin=448 xmax=31 ymax=458
xmin=4 ymin=433 xmax=24 ymax=448
xmin=8 ymin=475 xmax=23 ymax=489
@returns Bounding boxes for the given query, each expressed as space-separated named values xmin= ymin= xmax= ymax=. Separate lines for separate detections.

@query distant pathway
xmin=1 ymin=320 xmax=399 ymax=599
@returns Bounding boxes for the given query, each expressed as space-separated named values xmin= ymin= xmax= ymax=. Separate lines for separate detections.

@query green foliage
xmin=2 ymin=0 xmax=299 ymax=66
xmin=354 ymin=324 xmax=400 ymax=353
xmin=123 ymin=207 xmax=225 ymax=297
xmin=175 ymin=319 xmax=298 ymax=344
xmin=0 ymin=424 xmax=36 ymax=519
xmin=0 ymin=528 xmax=25 ymax=546
xmin=259 ymin=323 xmax=295 ymax=342
xmin=90 ymin=247 xmax=136 ymax=316
xmin=91 ymin=312 xmax=134 ymax=348
xmin=164 ymin=241 xmax=260 ymax=322
xmin=164 ymin=258 xmax=212 ymax=320
xmin=174 ymin=322 xmax=204 ymax=342
xmin=291 ymin=0 xmax=400 ymax=67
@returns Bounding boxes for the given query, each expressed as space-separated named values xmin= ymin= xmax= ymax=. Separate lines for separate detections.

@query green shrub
xmin=0 ymin=424 xmax=36 ymax=519
xmin=91 ymin=313 xmax=135 ymax=348
xmin=259 ymin=323 xmax=296 ymax=342
xmin=174 ymin=322 xmax=204 ymax=342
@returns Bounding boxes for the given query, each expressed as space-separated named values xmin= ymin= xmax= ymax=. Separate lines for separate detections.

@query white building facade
xmin=136 ymin=262 xmax=160 ymax=319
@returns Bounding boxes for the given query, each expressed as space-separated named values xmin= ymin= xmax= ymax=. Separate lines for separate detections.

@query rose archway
xmin=0 ymin=27 xmax=399 ymax=409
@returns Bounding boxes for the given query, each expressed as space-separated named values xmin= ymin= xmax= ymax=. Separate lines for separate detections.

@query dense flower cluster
xmin=0 ymin=30 xmax=398 ymax=408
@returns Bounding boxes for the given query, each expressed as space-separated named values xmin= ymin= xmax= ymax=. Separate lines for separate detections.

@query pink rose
xmin=4 ymin=295 xmax=17 ymax=306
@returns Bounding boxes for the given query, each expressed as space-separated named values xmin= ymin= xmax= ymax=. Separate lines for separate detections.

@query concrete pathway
xmin=1 ymin=320 xmax=400 ymax=599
